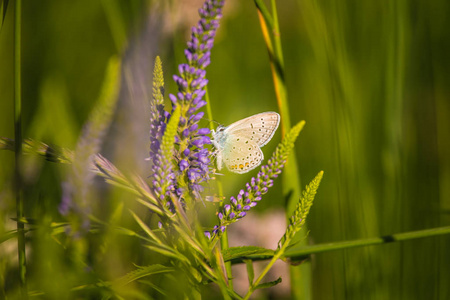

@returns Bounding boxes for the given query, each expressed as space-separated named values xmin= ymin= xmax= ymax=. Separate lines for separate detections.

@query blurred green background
xmin=1 ymin=0 xmax=449 ymax=299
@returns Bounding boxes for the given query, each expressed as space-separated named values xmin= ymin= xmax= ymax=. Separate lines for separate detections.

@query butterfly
xmin=211 ymin=112 xmax=280 ymax=174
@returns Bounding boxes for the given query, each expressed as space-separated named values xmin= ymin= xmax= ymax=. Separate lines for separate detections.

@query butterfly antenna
xmin=202 ymin=117 xmax=221 ymax=127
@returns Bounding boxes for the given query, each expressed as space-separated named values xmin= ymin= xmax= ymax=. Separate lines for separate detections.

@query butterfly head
xmin=212 ymin=125 xmax=226 ymax=139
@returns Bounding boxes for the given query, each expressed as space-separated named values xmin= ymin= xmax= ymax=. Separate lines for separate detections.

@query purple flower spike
xmin=163 ymin=0 xmax=224 ymax=200
xmin=190 ymin=123 xmax=199 ymax=132
xmin=179 ymin=160 xmax=189 ymax=171
xmin=191 ymin=112 xmax=204 ymax=122
xmin=197 ymin=128 xmax=210 ymax=135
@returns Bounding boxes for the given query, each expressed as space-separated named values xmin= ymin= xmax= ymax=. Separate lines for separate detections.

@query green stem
xmin=220 ymin=230 xmax=233 ymax=289
xmin=285 ymin=226 xmax=450 ymax=258
xmin=205 ymin=86 xmax=215 ymax=132
xmin=253 ymin=1 xmax=306 ymax=298
xmin=205 ymin=87 xmax=232 ymax=288
xmin=226 ymin=226 xmax=450 ymax=264
xmin=14 ymin=0 xmax=27 ymax=297
xmin=243 ymin=244 xmax=288 ymax=300
xmin=270 ymin=0 xmax=284 ymax=69
xmin=253 ymin=0 xmax=274 ymax=29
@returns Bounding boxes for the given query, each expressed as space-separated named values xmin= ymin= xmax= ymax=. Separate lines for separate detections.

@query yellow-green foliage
xmin=279 ymin=171 xmax=324 ymax=248
xmin=152 ymin=56 xmax=165 ymax=106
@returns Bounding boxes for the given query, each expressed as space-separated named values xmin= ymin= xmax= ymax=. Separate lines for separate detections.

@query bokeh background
xmin=1 ymin=0 xmax=449 ymax=299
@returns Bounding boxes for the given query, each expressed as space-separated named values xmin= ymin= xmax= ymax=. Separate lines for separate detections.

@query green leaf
xmin=129 ymin=210 xmax=163 ymax=244
xmin=255 ymin=277 xmax=282 ymax=290
xmin=0 ymin=230 xmax=17 ymax=244
xmin=136 ymin=279 xmax=168 ymax=297
xmin=144 ymin=245 xmax=190 ymax=264
xmin=222 ymin=246 xmax=275 ymax=263
xmin=114 ymin=264 xmax=174 ymax=287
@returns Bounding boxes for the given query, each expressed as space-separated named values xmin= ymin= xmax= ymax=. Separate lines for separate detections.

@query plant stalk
xmin=205 ymin=87 xmax=232 ymax=288
xmin=14 ymin=0 xmax=27 ymax=297
xmin=254 ymin=1 xmax=306 ymax=298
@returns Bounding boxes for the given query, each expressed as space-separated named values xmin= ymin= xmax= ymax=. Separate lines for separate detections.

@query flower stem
xmin=205 ymin=86 xmax=232 ymax=288
xmin=243 ymin=244 xmax=287 ymax=300
xmin=14 ymin=0 xmax=27 ymax=297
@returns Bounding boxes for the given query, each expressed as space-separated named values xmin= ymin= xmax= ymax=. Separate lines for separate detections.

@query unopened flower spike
xmin=279 ymin=171 xmax=323 ymax=248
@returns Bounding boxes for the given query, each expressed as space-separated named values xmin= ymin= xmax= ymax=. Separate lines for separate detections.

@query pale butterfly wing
xmin=221 ymin=136 xmax=264 ymax=174
xmin=212 ymin=112 xmax=280 ymax=174
xmin=224 ymin=112 xmax=280 ymax=147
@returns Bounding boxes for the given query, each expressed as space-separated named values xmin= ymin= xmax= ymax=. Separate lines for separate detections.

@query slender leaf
xmin=129 ymin=210 xmax=163 ymax=244
xmin=114 ymin=264 xmax=174 ymax=287
xmin=255 ymin=277 xmax=282 ymax=290
xmin=222 ymin=246 xmax=275 ymax=263
xmin=144 ymin=245 xmax=190 ymax=264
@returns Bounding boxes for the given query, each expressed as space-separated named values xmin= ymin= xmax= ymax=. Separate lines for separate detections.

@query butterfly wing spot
xmin=222 ymin=138 xmax=264 ymax=174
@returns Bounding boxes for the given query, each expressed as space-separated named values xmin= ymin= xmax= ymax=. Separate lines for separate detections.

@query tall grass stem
xmin=254 ymin=1 xmax=307 ymax=298
xmin=14 ymin=0 xmax=27 ymax=297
